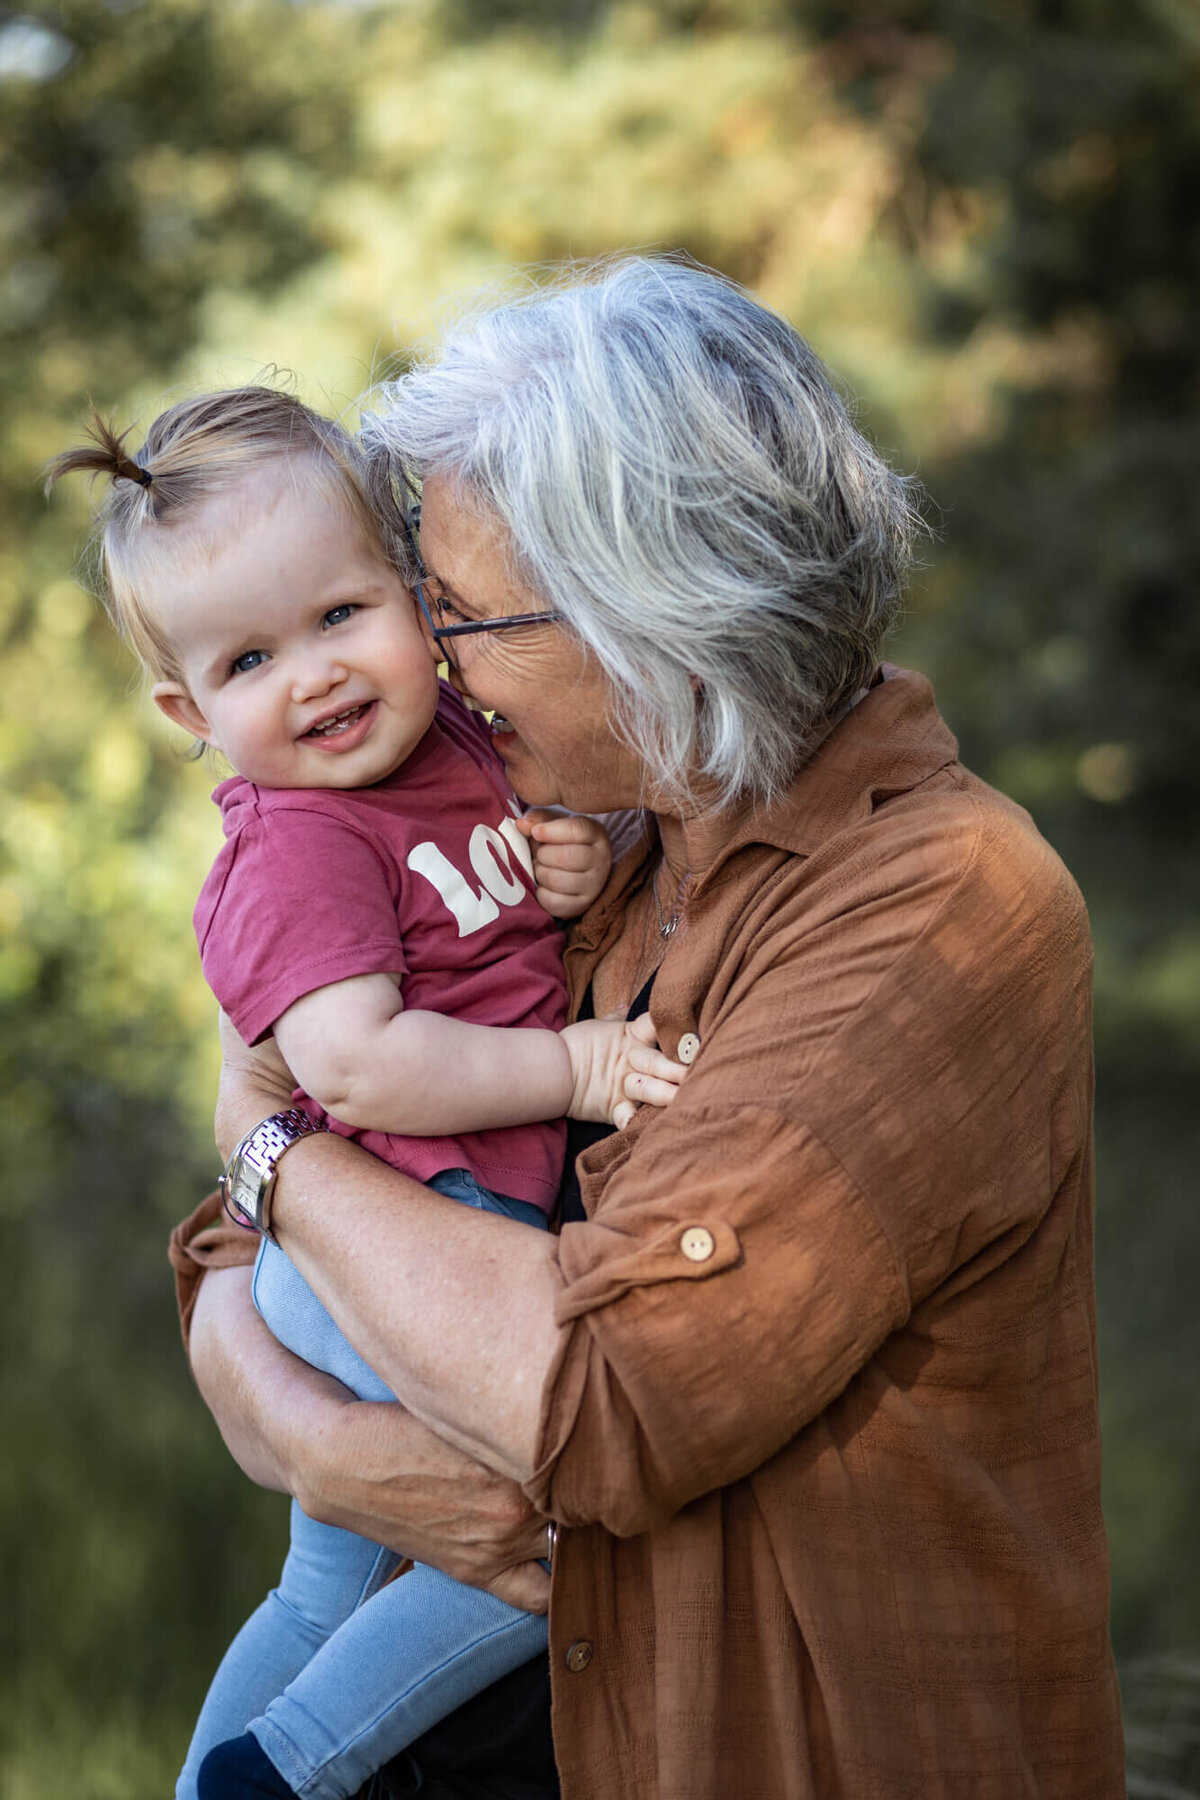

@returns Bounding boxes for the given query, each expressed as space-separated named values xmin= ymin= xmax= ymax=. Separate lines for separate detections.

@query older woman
xmin=172 ymin=257 xmax=1125 ymax=1798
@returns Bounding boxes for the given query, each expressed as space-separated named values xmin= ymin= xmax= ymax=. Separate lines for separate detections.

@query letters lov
xmin=406 ymin=814 xmax=535 ymax=937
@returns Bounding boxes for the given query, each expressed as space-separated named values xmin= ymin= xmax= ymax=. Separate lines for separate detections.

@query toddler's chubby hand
xmin=562 ymin=1011 xmax=690 ymax=1129
xmin=516 ymin=809 xmax=612 ymax=920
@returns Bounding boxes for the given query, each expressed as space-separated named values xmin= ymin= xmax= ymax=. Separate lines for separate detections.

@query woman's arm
xmin=189 ymin=1263 xmax=552 ymax=1612
xmin=215 ymin=1016 xmax=563 ymax=1484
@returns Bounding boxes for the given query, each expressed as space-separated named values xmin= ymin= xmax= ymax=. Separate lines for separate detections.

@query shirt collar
xmin=679 ymin=664 xmax=960 ymax=885
xmin=571 ymin=665 xmax=961 ymax=959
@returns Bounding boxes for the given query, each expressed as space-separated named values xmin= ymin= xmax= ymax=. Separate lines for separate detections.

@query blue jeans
xmin=176 ymin=1170 xmax=551 ymax=1800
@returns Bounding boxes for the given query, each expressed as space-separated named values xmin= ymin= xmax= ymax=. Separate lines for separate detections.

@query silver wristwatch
xmin=220 ymin=1107 xmax=328 ymax=1236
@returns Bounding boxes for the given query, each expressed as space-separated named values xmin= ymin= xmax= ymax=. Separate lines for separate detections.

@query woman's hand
xmin=291 ymin=1391 xmax=552 ymax=1612
xmin=189 ymin=1265 xmax=552 ymax=1613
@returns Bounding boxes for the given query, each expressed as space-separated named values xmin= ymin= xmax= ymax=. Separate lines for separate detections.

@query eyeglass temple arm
xmin=407 ymin=505 xmax=563 ymax=637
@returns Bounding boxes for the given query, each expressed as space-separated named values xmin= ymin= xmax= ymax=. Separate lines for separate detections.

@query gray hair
xmin=363 ymin=255 xmax=922 ymax=811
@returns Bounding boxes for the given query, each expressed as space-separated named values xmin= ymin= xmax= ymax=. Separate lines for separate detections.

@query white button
xmin=680 ymin=1226 xmax=715 ymax=1262
xmin=677 ymin=1032 xmax=701 ymax=1065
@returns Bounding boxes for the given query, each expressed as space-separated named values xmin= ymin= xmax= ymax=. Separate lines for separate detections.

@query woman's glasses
xmin=404 ymin=505 xmax=564 ymax=669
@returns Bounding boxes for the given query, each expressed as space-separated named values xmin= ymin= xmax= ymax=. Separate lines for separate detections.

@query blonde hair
xmin=46 ymin=386 xmax=407 ymax=684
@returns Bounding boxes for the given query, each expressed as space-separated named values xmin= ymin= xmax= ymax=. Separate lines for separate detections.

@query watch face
xmin=228 ymin=1151 xmax=263 ymax=1223
xmin=222 ymin=1111 xmax=320 ymax=1234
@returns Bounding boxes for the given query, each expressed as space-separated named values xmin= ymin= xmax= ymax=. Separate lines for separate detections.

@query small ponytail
xmin=44 ymin=411 xmax=153 ymax=496
xmin=46 ymin=384 xmax=392 ymax=685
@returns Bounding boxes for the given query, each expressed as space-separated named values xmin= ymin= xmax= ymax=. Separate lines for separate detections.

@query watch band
xmin=220 ymin=1107 xmax=327 ymax=1236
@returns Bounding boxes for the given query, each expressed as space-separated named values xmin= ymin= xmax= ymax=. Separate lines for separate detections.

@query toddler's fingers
xmin=533 ymin=841 xmax=604 ymax=873
xmin=626 ymin=1042 xmax=688 ymax=1087
xmin=622 ymin=1070 xmax=683 ymax=1110
xmin=535 ymin=881 xmax=605 ymax=917
xmin=534 ymin=878 xmax=594 ymax=912
xmin=535 ymin=886 xmax=582 ymax=919
xmin=534 ymin=819 xmax=607 ymax=849
xmin=535 ymin=866 xmax=597 ymax=896
xmin=517 ymin=808 xmax=599 ymax=840
xmin=613 ymin=1099 xmax=637 ymax=1129
xmin=625 ymin=1012 xmax=663 ymax=1047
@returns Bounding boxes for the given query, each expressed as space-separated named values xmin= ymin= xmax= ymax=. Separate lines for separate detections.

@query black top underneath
xmin=557 ymin=972 xmax=656 ymax=1226
xmin=376 ymin=975 xmax=656 ymax=1800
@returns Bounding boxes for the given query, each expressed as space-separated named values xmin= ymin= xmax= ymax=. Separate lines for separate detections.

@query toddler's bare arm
xmin=273 ymin=975 xmax=686 ymax=1136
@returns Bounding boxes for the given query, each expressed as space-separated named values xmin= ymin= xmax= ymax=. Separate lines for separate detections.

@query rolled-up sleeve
xmin=525 ymin=788 xmax=1093 ymax=1537
xmin=527 ymin=1109 xmax=907 ymax=1534
xmin=169 ymin=1188 xmax=259 ymax=1352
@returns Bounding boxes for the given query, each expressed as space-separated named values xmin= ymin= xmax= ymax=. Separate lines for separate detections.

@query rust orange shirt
xmin=527 ymin=667 xmax=1123 ymax=1797
xmin=173 ymin=667 xmax=1125 ymax=1798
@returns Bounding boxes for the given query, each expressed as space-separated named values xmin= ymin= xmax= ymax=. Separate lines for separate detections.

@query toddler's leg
xmin=246 ymin=1562 xmax=549 ymax=1800
xmin=176 ymin=1502 xmax=399 ymax=1800
xmin=185 ymin=1177 xmax=549 ymax=1800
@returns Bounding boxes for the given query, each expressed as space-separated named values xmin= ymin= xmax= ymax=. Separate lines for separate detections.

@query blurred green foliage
xmin=2 ymin=1 xmax=1197 ymax=1792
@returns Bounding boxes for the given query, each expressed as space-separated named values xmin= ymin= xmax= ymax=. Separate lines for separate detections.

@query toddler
xmin=49 ymin=388 xmax=683 ymax=1800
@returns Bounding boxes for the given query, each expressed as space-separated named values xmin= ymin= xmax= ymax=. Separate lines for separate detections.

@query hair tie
xmin=115 ymin=455 xmax=152 ymax=488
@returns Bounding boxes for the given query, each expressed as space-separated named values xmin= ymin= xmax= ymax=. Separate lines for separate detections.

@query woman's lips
xmin=302 ymin=700 xmax=377 ymax=752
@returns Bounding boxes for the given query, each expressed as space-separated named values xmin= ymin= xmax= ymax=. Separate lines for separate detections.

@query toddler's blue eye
xmin=231 ymin=649 xmax=268 ymax=675
xmin=322 ymin=604 xmax=356 ymax=628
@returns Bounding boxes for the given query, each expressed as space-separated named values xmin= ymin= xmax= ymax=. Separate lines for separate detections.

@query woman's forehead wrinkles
xmin=422 ymin=541 xmax=509 ymax=619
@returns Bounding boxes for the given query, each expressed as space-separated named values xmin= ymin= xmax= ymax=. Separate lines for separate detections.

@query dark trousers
xmin=365 ymin=1655 xmax=560 ymax=1800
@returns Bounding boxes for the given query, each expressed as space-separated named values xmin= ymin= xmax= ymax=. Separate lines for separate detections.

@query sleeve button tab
xmin=680 ymin=1226 xmax=715 ymax=1263
xmin=676 ymin=1032 xmax=701 ymax=1065
xmin=565 ymin=1640 xmax=595 ymax=1673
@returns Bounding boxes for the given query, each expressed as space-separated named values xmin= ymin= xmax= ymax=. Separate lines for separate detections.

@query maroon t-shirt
xmin=195 ymin=685 xmax=567 ymax=1210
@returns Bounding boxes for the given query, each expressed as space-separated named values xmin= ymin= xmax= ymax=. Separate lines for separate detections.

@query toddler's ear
xmin=152 ymin=681 xmax=214 ymax=744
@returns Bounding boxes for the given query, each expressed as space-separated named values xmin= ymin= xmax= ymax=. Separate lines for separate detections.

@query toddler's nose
xmin=291 ymin=654 xmax=348 ymax=704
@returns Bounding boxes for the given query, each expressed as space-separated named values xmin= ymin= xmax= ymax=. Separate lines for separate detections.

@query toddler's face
xmin=152 ymin=461 xmax=439 ymax=790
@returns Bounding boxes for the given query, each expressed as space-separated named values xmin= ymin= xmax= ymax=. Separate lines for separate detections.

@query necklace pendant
xmin=651 ymin=855 xmax=686 ymax=941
